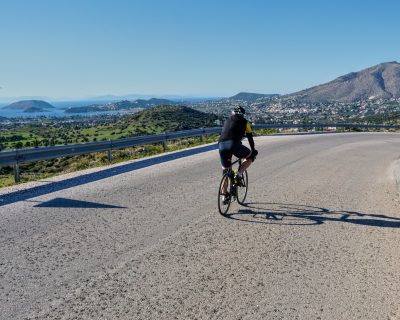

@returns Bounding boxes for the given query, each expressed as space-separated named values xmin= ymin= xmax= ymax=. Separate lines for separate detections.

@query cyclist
xmin=219 ymin=106 xmax=258 ymax=202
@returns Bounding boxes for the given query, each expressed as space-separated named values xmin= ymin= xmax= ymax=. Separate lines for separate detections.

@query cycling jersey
xmin=219 ymin=115 xmax=252 ymax=143
xmin=218 ymin=114 xmax=255 ymax=168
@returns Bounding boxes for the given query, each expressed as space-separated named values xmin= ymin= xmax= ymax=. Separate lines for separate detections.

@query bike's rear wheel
xmin=236 ymin=170 xmax=248 ymax=205
xmin=218 ymin=173 xmax=233 ymax=215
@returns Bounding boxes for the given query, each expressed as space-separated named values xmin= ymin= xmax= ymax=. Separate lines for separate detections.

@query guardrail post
xmin=13 ymin=163 xmax=20 ymax=183
xmin=200 ymin=128 xmax=205 ymax=143
xmin=162 ymin=133 xmax=168 ymax=151
xmin=107 ymin=140 xmax=112 ymax=162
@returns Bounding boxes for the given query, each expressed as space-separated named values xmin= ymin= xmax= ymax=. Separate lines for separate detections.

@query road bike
xmin=218 ymin=158 xmax=248 ymax=215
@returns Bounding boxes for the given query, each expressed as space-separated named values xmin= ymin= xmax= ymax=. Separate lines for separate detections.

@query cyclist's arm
xmin=245 ymin=121 xmax=255 ymax=151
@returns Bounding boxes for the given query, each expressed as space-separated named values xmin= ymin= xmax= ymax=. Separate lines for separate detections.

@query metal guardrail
xmin=0 ymin=127 xmax=221 ymax=182
xmin=253 ymin=123 xmax=400 ymax=130
xmin=1 ymin=123 xmax=399 ymax=182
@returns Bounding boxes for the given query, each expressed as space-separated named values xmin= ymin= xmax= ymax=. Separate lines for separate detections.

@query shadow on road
xmin=223 ymin=202 xmax=400 ymax=228
xmin=0 ymin=143 xmax=218 ymax=207
xmin=32 ymin=197 xmax=127 ymax=209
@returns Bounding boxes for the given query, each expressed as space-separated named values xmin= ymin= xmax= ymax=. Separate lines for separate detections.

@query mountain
xmin=228 ymin=92 xmax=280 ymax=102
xmin=0 ymin=96 xmax=54 ymax=104
xmin=289 ymin=61 xmax=400 ymax=102
xmin=3 ymin=100 xmax=55 ymax=111
xmin=65 ymin=98 xmax=178 ymax=113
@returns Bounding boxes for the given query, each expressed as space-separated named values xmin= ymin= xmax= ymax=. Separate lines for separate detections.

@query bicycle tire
xmin=218 ymin=173 xmax=233 ymax=215
xmin=236 ymin=170 xmax=248 ymax=205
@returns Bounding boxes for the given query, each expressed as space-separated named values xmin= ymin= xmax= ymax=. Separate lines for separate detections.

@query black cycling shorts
xmin=218 ymin=140 xmax=251 ymax=168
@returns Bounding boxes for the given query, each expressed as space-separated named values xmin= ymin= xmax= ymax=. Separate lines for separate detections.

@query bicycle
xmin=218 ymin=158 xmax=249 ymax=215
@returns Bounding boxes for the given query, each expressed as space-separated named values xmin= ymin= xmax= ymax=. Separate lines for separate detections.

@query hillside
xmin=0 ymin=105 xmax=220 ymax=187
xmin=289 ymin=61 xmax=400 ymax=102
xmin=228 ymin=92 xmax=279 ymax=102
xmin=3 ymin=100 xmax=55 ymax=111
xmin=65 ymin=98 xmax=178 ymax=113
xmin=122 ymin=105 xmax=219 ymax=132
xmin=134 ymin=98 xmax=177 ymax=107
xmin=0 ymin=105 xmax=219 ymax=151
xmin=24 ymin=107 xmax=51 ymax=113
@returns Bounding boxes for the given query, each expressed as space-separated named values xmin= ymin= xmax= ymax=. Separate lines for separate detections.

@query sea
xmin=0 ymin=100 xmax=128 ymax=119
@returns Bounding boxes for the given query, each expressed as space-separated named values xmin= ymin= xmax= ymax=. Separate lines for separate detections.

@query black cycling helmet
xmin=233 ymin=106 xmax=246 ymax=115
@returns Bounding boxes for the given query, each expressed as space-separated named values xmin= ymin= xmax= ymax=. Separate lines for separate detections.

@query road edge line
xmin=392 ymin=159 xmax=400 ymax=199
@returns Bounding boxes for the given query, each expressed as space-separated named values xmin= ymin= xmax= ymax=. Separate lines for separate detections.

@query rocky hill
xmin=3 ymin=100 xmax=55 ymax=112
xmin=289 ymin=61 xmax=400 ymax=102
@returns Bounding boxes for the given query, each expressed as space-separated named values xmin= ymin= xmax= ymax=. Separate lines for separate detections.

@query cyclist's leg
xmin=240 ymin=158 xmax=252 ymax=174
xmin=233 ymin=144 xmax=253 ymax=174
xmin=218 ymin=141 xmax=233 ymax=194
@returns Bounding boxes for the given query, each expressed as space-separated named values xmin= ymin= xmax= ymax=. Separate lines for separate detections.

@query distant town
xmin=189 ymin=96 xmax=400 ymax=124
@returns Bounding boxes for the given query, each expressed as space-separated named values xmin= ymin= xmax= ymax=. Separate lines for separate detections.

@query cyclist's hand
xmin=252 ymin=149 xmax=258 ymax=160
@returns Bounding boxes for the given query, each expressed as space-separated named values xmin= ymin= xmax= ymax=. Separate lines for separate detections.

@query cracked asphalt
xmin=1 ymin=133 xmax=400 ymax=320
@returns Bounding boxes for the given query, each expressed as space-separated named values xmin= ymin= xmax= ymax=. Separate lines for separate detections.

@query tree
xmin=15 ymin=142 xmax=24 ymax=149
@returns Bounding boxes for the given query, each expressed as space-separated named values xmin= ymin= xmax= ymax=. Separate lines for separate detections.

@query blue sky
xmin=0 ymin=0 xmax=399 ymax=99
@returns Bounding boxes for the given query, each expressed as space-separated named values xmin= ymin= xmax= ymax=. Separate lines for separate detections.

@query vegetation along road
xmin=0 ymin=133 xmax=399 ymax=319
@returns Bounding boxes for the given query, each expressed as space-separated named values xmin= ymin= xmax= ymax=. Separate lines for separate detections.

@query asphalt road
xmin=1 ymin=133 xmax=400 ymax=320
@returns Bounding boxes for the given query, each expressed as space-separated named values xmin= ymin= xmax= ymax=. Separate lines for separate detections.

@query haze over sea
xmin=0 ymin=101 xmax=128 ymax=118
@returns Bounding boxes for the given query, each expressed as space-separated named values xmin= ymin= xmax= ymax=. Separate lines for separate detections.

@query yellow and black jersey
xmin=219 ymin=115 xmax=252 ymax=143
xmin=245 ymin=121 xmax=252 ymax=134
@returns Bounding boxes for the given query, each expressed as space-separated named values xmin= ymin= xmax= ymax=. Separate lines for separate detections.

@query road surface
xmin=1 ymin=133 xmax=400 ymax=319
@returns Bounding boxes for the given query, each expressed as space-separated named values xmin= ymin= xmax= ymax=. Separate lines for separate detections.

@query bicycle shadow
xmin=223 ymin=202 xmax=400 ymax=228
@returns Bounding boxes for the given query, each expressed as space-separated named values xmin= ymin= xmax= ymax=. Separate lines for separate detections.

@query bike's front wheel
xmin=218 ymin=173 xmax=233 ymax=215
xmin=236 ymin=170 xmax=248 ymax=205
